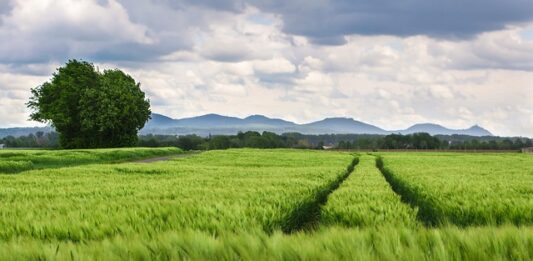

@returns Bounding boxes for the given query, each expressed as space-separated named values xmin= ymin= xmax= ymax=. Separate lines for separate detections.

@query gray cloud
xmin=139 ymin=0 xmax=533 ymax=43
xmin=0 ymin=0 xmax=12 ymax=13
xmin=252 ymin=0 xmax=533 ymax=44
xmin=0 ymin=0 xmax=12 ymax=26
xmin=2 ymin=0 xmax=532 ymax=66
xmin=0 ymin=0 xmax=213 ymax=65
xmin=163 ymin=0 xmax=244 ymax=12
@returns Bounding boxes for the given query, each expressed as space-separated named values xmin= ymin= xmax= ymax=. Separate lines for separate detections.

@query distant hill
xmin=0 ymin=127 xmax=53 ymax=138
xmin=0 ymin=113 xmax=494 ymax=138
xmin=243 ymin=115 xmax=296 ymax=127
xmin=177 ymin=114 xmax=247 ymax=127
xmin=146 ymin=113 xmax=176 ymax=127
xmin=140 ymin=113 xmax=493 ymax=137
xmin=298 ymin=117 xmax=389 ymax=134
xmin=142 ymin=113 xmax=297 ymax=136
xmin=396 ymin=123 xmax=493 ymax=136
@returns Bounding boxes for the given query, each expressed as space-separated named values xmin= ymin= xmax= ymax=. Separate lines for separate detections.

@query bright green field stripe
xmin=320 ymin=154 xmax=418 ymax=227
xmin=1 ymin=226 xmax=531 ymax=260
xmin=0 ymin=147 xmax=183 ymax=173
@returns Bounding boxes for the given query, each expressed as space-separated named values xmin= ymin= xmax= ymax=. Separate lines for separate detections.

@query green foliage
xmin=382 ymin=133 xmax=442 ymax=149
xmin=176 ymin=135 xmax=206 ymax=150
xmin=0 ymin=147 xmax=181 ymax=173
xmin=138 ymin=131 xmax=301 ymax=150
xmin=137 ymin=132 xmax=533 ymax=151
xmin=4 ymin=129 xmax=530 ymax=151
xmin=321 ymin=155 xmax=418 ymax=227
xmin=27 ymin=60 xmax=151 ymax=148
xmin=379 ymin=153 xmax=533 ymax=226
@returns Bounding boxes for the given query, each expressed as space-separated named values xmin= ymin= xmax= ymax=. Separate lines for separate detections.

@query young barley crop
xmin=321 ymin=154 xmax=418 ymax=227
xmin=378 ymin=152 xmax=533 ymax=226
xmin=0 ymin=149 xmax=354 ymax=241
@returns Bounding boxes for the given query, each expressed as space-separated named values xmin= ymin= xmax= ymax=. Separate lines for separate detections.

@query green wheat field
xmin=0 ymin=148 xmax=532 ymax=260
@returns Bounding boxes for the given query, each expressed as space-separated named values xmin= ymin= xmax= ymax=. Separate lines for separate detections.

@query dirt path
xmin=133 ymin=151 xmax=202 ymax=163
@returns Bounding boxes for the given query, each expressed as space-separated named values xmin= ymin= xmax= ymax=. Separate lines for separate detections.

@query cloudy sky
xmin=1 ymin=0 xmax=532 ymax=136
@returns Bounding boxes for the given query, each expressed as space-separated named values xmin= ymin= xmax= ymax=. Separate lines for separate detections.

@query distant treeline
xmin=1 ymin=131 xmax=531 ymax=151
xmin=138 ymin=132 xmax=303 ymax=150
xmin=138 ymin=132 xmax=532 ymax=151
xmin=1 ymin=132 xmax=59 ymax=148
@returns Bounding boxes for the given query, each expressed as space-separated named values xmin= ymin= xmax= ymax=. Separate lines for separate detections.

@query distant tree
xmin=209 ymin=136 xmax=231 ymax=150
xmin=338 ymin=140 xmax=347 ymax=149
xmin=262 ymin=131 xmax=284 ymax=148
xmin=501 ymin=139 xmax=513 ymax=150
xmin=177 ymin=135 xmax=205 ymax=150
xmin=513 ymin=139 xmax=524 ymax=149
xmin=27 ymin=60 xmax=151 ymax=148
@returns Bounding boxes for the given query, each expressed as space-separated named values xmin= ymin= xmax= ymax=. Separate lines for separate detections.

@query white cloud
xmin=0 ymin=0 xmax=153 ymax=63
xmin=293 ymin=71 xmax=334 ymax=94
xmin=0 ymin=72 xmax=48 ymax=127
xmin=0 ymin=1 xmax=532 ymax=137
xmin=253 ymin=57 xmax=295 ymax=74
xmin=427 ymin=28 xmax=533 ymax=71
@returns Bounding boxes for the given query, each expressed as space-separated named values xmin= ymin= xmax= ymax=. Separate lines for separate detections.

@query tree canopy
xmin=27 ymin=60 xmax=151 ymax=148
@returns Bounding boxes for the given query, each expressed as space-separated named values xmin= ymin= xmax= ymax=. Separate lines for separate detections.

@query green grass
xmin=0 ymin=149 xmax=354 ymax=241
xmin=0 ymin=149 xmax=532 ymax=260
xmin=0 ymin=147 xmax=182 ymax=173
xmin=0 ymin=160 xmax=34 ymax=173
xmin=378 ymin=153 xmax=533 ymax=226
xmin=321 ymin=154 xmax=418 ymax=227
xmin=1 ymin=227 xmax=531 ymax=260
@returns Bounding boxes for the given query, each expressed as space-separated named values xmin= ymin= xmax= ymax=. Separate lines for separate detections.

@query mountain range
xmin=140 ymin=113 xmax=493 ymax=137
xmin=0 ymin=113 xmax=493 ymax=138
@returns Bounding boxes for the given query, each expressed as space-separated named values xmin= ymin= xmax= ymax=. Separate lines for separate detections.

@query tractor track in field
xmin=282 ymin=156 xmax=360 ymax=233
xmin=375 ymin=156 xmax=441 ymax=226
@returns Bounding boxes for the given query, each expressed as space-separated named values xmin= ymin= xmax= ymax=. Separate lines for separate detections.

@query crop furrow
xmin=376 ymin=156 xmax=444 ymax=226
xmin=282 ymin=156 xmax=359 ymax=233
xmin=376 ymin=153 xmax=533 ymax=226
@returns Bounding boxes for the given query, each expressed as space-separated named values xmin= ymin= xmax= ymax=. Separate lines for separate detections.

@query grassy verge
xmin=0 ymin=147 xmax=183 ymax=173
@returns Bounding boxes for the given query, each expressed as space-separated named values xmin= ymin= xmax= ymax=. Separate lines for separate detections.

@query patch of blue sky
xmin=247 ymin=13 xmax=275 ymax=26
xmin=519 ymin=27 xmax=533 ymax=41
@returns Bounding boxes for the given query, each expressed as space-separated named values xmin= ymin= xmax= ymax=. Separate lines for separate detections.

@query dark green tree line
xmin=3 ymin=131 xmax=531 ymax=151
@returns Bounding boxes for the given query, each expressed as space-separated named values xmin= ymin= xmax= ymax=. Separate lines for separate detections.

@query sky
xmin=0 ymin=0 xmax=532 ymax=137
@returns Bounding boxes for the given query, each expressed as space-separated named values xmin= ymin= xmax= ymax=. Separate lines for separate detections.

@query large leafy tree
xmin=27 ymin=60 xmax=151 ymax=148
